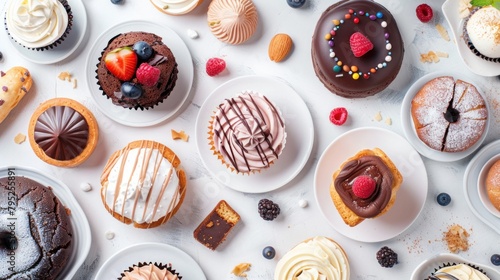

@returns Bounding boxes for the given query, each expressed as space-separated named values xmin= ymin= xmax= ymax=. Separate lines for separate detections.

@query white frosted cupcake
xmin=274 ymin=236 xmax=350 ymax=280
xmin=5 ymin=0 xmax=73 ymax=51
xmin=150 ymin=0 xmax=203 ymax=15
xmin=208 ymin=91 xmax=286 ymax=174
xmin=463 ymin=6 xmax=500 ymax=63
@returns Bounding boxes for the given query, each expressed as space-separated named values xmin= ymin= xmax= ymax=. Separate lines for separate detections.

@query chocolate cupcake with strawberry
xmin=95 ymin=31 xmax=178 ymax=110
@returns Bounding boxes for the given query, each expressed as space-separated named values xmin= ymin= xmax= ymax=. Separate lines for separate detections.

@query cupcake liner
xmin=95 ymin=33 xmax=179 ymax=110
xmin=462 ymin=8 xmax=500 ymax=64
xmin=119 ymin=262 xmax=182 ymax=279
xmin=426 ymin=262 xmax=489 ymax=279
xmin=207 ymin=90 xmax=287 ymax=175
xmin=4 ymin=0 xmax=73 ymax=51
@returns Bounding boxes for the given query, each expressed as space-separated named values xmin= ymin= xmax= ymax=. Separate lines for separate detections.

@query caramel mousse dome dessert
xmin=96 ymin=31 xmax=178 ymax=110
xmin=463 ymin=5 xmax=500 ymax=63
xmin=5 ymin=0 xmax=73 ymax=51
xmin=0 ymin=176 xmax=73 ymax=280
xmin=207 ymin=0 xmax=258 ymax=45
xmin=330 ymin=148 xmax=403 ymax=227
xmin=274 ymin=236 xmax=350 ymax=280
xmin=311 ymin=0 xmax=404 ymax=98
xmin=208 ymin=91 xmax=286 ymax=174
xmin=28 ymin=98 xmax=99 ymax=168
xmin=411 ymin=76 xmax=488 ymax=153
xmin=100 ymin=140 xmax=187 ymax=229
xmin=150 ymin=0 xmax=203 ymax=15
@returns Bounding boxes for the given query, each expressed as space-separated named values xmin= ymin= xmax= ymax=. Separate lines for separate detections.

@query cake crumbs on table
xmin=374 ymin=111 xmax=382 ymax=122
xmin=171 ymin=129 xmax=189 ymax=141
xmin=435 ymin=24 xmax=450 ymax=41
xmin=58 ymin=71 xmax=77 ymax=88
xmin=231 ymin=262 xmax=251 ymax=277
xmin=14 ymin=133 xmax=26 ymax=144
xmin=443 ymin=224 xmax=470 ymax=253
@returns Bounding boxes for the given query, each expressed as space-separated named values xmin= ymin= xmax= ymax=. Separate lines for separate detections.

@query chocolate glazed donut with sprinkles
xmin=209 ymin=91 xmax=287 ymax=174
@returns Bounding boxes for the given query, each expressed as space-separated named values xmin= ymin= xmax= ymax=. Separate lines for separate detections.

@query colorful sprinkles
xmin=325 ymin=8 xmax=393 ymax=80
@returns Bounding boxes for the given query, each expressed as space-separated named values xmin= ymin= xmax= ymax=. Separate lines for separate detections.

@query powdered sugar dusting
xmin=0 ymin=211 xmax=41 ymax=279
xmin=445 ymin=118 xmax=486 ymax=152
xmin=453 ymin=80 xmax=487 ymax=113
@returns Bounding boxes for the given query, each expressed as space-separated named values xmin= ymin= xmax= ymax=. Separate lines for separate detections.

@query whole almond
xmin=268 ymin=33 xmax=293 ymax=62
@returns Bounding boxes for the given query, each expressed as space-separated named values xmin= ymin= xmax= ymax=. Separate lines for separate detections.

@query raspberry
xmin=329 ymin=107 xmax=348 ymax=126
xmin=135 ymin=63 xmax=160 ymax=87
xmin=349 ymin=32 xmax=373 ymax=57
xmin=352 ymin=175 xmax=376 ymax=199
xmin=206 ymin=57 xmax=226 ymax=76
xmin=416 ymin=4 xmax=433 ymax=23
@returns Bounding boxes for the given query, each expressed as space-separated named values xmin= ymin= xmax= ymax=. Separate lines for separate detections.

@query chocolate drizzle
xmin=213 ymin=93 xmax=285 ymax=173
xmin=34 ymin=106 xmax=89 ymax=161
xmin=334 ymin=155 xmax=393 ymax=218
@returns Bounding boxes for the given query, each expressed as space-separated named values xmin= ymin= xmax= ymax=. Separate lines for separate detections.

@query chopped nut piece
xmin=58 ymin=71 xmax=72 ymax=82
xmin=385 ymin=117 xmax=392 ymax=125
xmin=72 ymin=78 xmax=77 ymax=89
xmin=14 ymin=133 xmax=26 ymax=144
xmin=436 ymin=51 xmax=449 ymax=58
xmin=436 ymin=24 xmax=450 ymax=41
xmin=443 ymin=224 xmax=470 ymax=253
xmin=374 ymin=111 xmax=382 ymax=122
xmin=420 ymin=50 xmax=448 ymax=63
xmin=171 ymin=129 xmax=189 ymax=142
xmin=231 ymin=263 xmax=251 ymax=277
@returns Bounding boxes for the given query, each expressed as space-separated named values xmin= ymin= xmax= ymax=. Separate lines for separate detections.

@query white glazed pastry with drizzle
xmin=100 ymin=140 xmax=186 ymax=228
xmin=6 ymin=0 xmax=69 ymax=48
xmin=210 ymin=91 xmax=286 ymax=174
xmin=274 ymin=236 xmax=350 ymax=280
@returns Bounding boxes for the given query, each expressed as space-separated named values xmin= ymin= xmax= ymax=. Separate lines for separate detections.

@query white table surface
xmin=1 ymin=0 xmax=499 ymax=279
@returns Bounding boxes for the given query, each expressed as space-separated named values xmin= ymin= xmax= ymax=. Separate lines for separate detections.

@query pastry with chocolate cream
xmin=28 ymin=98 xmax=99 ymax=167
xmin=209 ymin=91 xmax=286 ymax=174
xmin=330 ymin=148 xmax=403 ymax=227
xmin=119 ymin=262 xmax=181 ymax=280
xmin=100 ymin=140 xmax=186 ymax=229
xmin=485 ymin=159 xmax=500 ymax=211
xmin=411 ymin=76 xmax=488 ymax=153
xmin=311 ymin=0 xmax=404 ymax=98
xmin=0 ymin=176 xmax=73 ymax=280
xmin=274 ymin=236 xmax=350 ymax=280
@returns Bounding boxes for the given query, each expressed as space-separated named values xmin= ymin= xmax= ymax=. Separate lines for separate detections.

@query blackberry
xmin=258 ymin=199 xmax=280 ymax=221
xmin=376 ymin=246 xmax=398 ymax=268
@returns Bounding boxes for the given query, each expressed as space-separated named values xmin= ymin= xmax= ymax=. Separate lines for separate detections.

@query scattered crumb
xmin=435 ymin=24 xmax=450 ymax=41
xmin=443 ymin=224 xmax=470 ymax=253
xmin=72 ymin=78 xmax=77 ymax=89
xmin=58 ymin=71 xmax=72 ymax=81
xmin=374 ymin=111 xmax=382 ymax=122
xmin=14 ymin=133 xmax=26 ymax=144
xmin=187 ymin=28 xmax=199 ymax=39
xmin=231 ymin=263 xmax=251 ymax=277
xmin=80 ymin=182 xmax=92 ymax=192
xmin=171 ymin=129 xmax=189 ymax=142
xmin=105 ymin=230 xmax=115 ymax=240
xmin=298 ymin=199 xmax=308 ymax=208
xmin=436 ymin=51 xmax=449 ymax=58
xmin=420 ymin=51 xmax=442 ymax=63
xmin=385 ymin=117 xmax=392 ymax=126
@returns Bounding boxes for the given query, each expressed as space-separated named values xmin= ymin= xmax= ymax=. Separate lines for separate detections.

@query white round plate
xmin=3 ymin=0 xmax=87 ymax=64
xmin=85 ymin=20 xmax=193 ymax=127
xmin=313 ymin=127 xmax=427 ymax=243
xmin=401 ymin=71 xmax=490 ymax=162
xmin=0 ymin=166 xmax=91 ymax=280
xmin=477 ymin=154 xmax=500 ymax=219
xmin=463 ymin=139 xmax=500 ymax=233
xmin=195 ymin=75 xmax=314 ymax=193
xmin=411 ymin=253 xmax=500 ymax=280
xmin=95 ymin=242 xmax=206 ymax=280
xmin=442 ymin=0 xmax=500 ymax=77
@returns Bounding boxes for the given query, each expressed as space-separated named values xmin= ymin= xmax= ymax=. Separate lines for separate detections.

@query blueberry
xmin=133 ymin=41 xmax=153 ymax=61
xmin=492 ymin=254 xmax=500 ymax=266
xmin=0 ymin=231 xmax=18 ymax=251
xmin=110 ymin=0 xmax=122 ymax=4
xmin=287 ymin=0 xmax=306 ymax=8
xmin=437 ymin=193 xmax=451 ymax=206
xmin=262 ymin=246 xmax=276 ymax=259
xmin=121 ymin=82 xmax=143 ymax=99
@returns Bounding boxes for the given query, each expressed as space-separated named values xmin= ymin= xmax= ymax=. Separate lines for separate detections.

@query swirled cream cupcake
xmin=209 ymin=91 xmax=286 ymax=174
xmin=274 ymin=236 xmax=350 ymax=280
xmin=5 ymin=0 xmax=73 ymax=50
xmin=207 ymin=0 xmax=258 ymax=45
xmin=427 ymin=264 xmax=490 ymax=280
xmin=463 ymin=6 xmax=500 ymax=63
xmin=100 ymin=140 xmax=187 ymax=229
xmin=150 ymin=0 xmax=202 ymax=15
